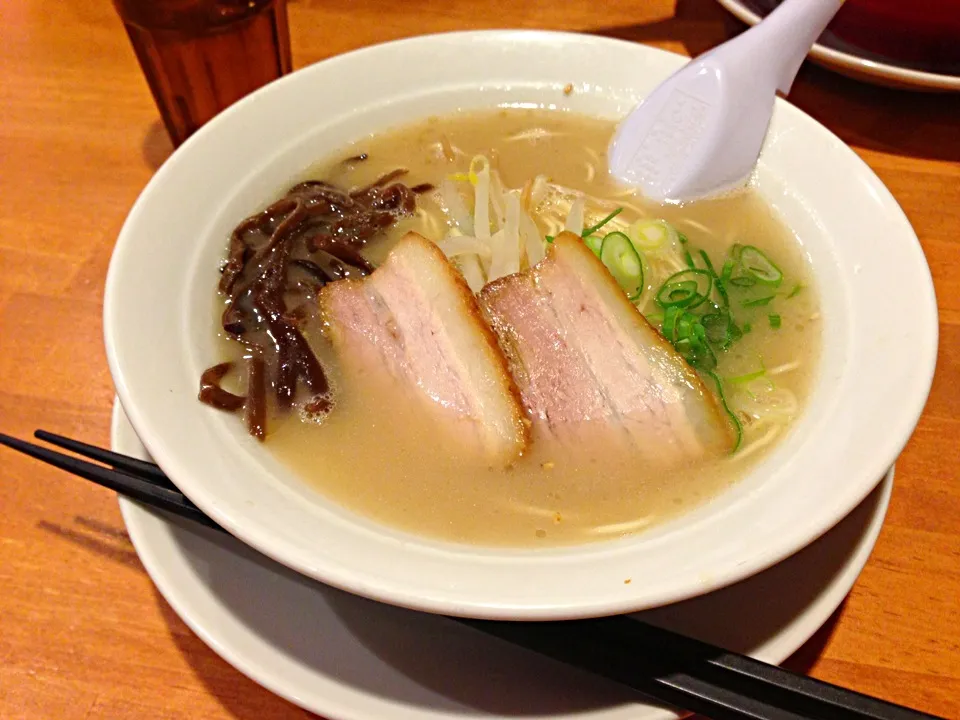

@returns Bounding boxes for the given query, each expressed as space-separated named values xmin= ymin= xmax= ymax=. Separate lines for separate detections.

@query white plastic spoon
xmin=608 ymin=0 xmax=843 ymax=203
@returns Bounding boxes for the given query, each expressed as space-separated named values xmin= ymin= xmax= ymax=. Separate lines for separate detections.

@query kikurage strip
xmin=314 ymin=240 xmax=375 ymax=274
xmin=275 ymin=340 xmax=297 ymax=410
xmin=207 ymin=175 xmax=417 ymax=438
xmin=352 ymin=168 xmax=408 ymax=196
xmin=198 ymin=362 xmax=245 ymax=412
xmin=290 ymin=258 xmax=332 ymax=283
xmin=244 ymin=357 xmax=267 ymax=440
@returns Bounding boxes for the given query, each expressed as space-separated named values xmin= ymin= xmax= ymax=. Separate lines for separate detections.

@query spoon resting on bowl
xmin=608 ymin=0 xmax=843 ymax=203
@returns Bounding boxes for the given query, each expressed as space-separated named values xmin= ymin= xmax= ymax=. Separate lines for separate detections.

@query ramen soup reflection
xmin=211 ymin=109 xmax=821 ymax=547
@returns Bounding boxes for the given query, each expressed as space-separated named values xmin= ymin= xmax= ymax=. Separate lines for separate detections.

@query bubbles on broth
xmin=300 ymin=390 xmax=336 ymax=424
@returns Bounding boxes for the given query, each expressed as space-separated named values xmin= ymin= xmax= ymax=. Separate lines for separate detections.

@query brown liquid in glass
xmin=114 ymin=0 xmax=292 ymax=147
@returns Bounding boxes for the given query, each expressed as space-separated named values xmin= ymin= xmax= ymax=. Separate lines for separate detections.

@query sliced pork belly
xmin=481 ymin=232 xmax=733 ymax=464
xmin=319 ymin=232 xmax=527 ymax=466
xmin=480 ymin=272 xmax=613 ymax=437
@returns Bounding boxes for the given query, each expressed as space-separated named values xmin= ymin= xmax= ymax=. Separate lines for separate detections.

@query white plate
xmin=104 ymin=30 xmax=937 ymax=619
xmin=114 ymin=400 xmax=894 ymax=720
xmin=716 ymin=0 xmax=960 ymax=92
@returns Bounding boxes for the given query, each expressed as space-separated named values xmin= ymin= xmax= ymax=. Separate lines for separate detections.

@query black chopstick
xmin=33 ymin=429 xmax=178 ymax=489
xmin=0 ymin=430 xmax=945 ymax=720
xmin=459 ymin=617 xmax=939 ymax=720
xmin=0 ymin=431 xmax=221 ymax=532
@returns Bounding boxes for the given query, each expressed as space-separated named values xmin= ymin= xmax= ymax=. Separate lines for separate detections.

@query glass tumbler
xmin=113 ymin=0 xmax=292 ymax=147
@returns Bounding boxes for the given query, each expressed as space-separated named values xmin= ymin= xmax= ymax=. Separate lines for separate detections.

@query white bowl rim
xmin=112 ymin=396 xmax=896 ymax=720
xmin=104 ymin=29 xmax=938 ymax=620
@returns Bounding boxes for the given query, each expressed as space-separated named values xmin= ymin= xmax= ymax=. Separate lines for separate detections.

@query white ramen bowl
xmin=104 ymin=30 xmax=937 ymax=620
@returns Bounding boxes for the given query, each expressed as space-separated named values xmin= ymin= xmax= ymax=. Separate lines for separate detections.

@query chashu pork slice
xmin=319 ymin=232 xmax=527 ymax=466
xmin=481 ymin=232 xmax=734 ymax=465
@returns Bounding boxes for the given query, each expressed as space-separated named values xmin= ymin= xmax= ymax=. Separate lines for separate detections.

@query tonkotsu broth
xmin=213 ymin=108 xmax=821 ymax=547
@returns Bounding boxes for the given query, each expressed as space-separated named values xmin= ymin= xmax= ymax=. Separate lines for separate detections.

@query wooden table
xmin=2 ymin=0 xmax=958 ymax=717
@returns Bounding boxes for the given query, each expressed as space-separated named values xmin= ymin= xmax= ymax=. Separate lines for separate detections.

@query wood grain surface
xmin=1 ymin=0 xmax=958 ymax=717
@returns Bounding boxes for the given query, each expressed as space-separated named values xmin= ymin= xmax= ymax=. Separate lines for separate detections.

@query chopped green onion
xmin=675 ymin=332 xmax=717 ymax=371
xmin=678 ymin=233 xmax=696 ymax=268
xmin=730 ymin=321 xmax=744 ymax=343
xmin=720 ymin=258 xmax=735 ymax=287
xmin=787 ymin=283 xmax=804 ymax=298
xmin=730 ymin=276 xmax=757 ymax=287
xmin=698 ymin=249 xmax=729 ymax=307
xmin=584 ymin=233 xmax=603 ymax=256
xmin=629 ymin=218 xmax=678 ymax=252
xmin=645 ymin=312 xmax=664 ymax=324
xmin=660 ymin=306 xmax=718 ymax=372
xmin=702 ymin=310 xmax=742 ymax=350
xmin=582 ymin=208 xmax=623 ymax=238
xmin=727 ymin=368 xmax=766 ymax=384
xmin=662 ymin=305 xmax=680 ymax=340
xmin=676 ymin=313 xmax=695 ymax=340
xmin=701 ymin=313 xmax=726 ymax=344
xmin=600 ymin=232 xmax=644 ymax=299
xmin=769 ymin=313 xmax=782 ymax=329
xmin=655 ymin=269 xmax=712 ymax=309
xmin=695 ymin=349 xmax=718 ymax=372
xmin=743 ymin=321 xmax=752 ymax=333
xmin=742 ymin=295 xmax=775 ymax=308
xmin=741 ymin=374 xmax=775 ymax=400
xmin=698 ymin=249 xmax=717 ymax=274
xmin=545 ymin=235 xmax=554 ymax=243
xmin=739 ymin=245 xmax=783 ymax=287
xmin=707 ymin=371 xmax=742 ymax=452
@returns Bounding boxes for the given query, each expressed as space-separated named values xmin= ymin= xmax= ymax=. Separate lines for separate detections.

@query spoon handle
xmin=744 ymin=0 xmax=845 ymax=94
